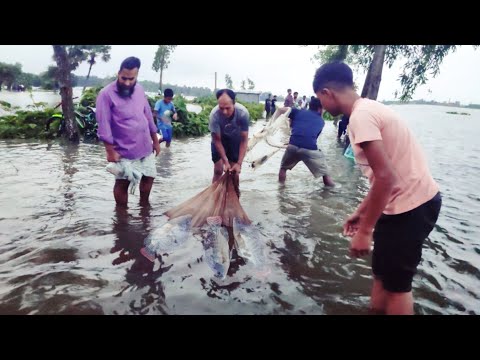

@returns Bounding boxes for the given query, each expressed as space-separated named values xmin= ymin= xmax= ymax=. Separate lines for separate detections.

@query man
xmin=264 ymin=94 xmax=272 ymax=119
xmin=277 ymin=98 xmax=335 ymax=187
xmin=293 ymin=91 xmax=300 ymax=108
xmin=284 ymin=89 xmax=294 ymax=107
xmin=313 ymin=61 xmax=442 ymax=315
xmin=209 ymin=89 xmax=249 ymax=194
xmin=271 ymin=95 xmax=278 ymax=116
xmin=154 ymin=88 xmax=178 ymax=148
xmin=96 ymin=56 xmax=160 ymax=206
xmin=301 ymin=95 xmax=309 ymax=109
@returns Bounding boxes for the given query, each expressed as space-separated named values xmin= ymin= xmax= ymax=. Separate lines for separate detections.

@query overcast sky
xmin=1 ymin=45 xmax=479 ymax=104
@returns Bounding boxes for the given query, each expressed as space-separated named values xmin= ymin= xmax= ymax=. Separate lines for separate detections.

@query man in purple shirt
xmin=96 ymin=56 xmax=161 ymax=206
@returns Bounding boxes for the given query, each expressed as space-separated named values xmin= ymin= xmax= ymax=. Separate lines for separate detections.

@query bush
xmin=80 ymin=86 xmax=103 ymax=108
xmin=322 ymin=111 xmax=341 ymax=121
xmin=0 ymin=108 xmax=56 ymax=139
xmin=1 ymin=89 xmax=266 ymax=140
xmin=0 ymin=100 xmax=11 ymax=108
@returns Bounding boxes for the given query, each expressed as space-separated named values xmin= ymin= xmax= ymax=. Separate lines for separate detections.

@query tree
xmin=0 ymin=62 xmax=22 ymax=91
xmin=247 ymin=78 xmax=255 ymax=90
xmin=40 ymin=65 xmax=59 ymax=90
xmin=225 ymin=74 xmax=233 ymax=88
xmin=15 ymin=71 xmax=41 ymax=89
xmin=82 ymin=45 xmax=111 ymax=94
xmin=52 ymin=45 xmax=105 ymax=143
xmin=240 ymin=80 xmax=246 ymax=90
xmin=361 ymin=45 xmax=387 ymax=100
xmin=312 ymin=45 xmax=351 ymax=64
xmin=313 ymin=45 xmax=460 ymax=101
xmin=152 ymin=45 xmax=177 ymax=92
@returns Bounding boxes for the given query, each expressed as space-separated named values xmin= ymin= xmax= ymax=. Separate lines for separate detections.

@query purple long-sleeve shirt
xmin=96 ymin=81 xmax=157 ymax=160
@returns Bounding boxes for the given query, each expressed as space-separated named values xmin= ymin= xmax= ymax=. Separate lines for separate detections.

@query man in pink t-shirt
xmin=313 ymin=62 xmax=442 ymax=315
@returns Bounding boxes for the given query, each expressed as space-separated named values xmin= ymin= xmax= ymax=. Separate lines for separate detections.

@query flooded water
xmin=0 ymin=104 xmax=479 ymax=315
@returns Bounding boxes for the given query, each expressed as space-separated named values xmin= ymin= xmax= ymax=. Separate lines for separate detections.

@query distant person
xmin=265 ymin=94 xmax=272 ymax=119
xmin=271 ymin=95 xmax=278 ymax=115
xmin=293 ymin=91 xmax=300 ymax=108
xmin=284 ymin=89 xmax=294 ymax=107
xmin=301 ymin=95 xmax=308 ymax=109
xmin=154 ymin=88 xmax=178 ymax=148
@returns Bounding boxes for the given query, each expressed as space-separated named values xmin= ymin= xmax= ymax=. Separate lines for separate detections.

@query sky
xmin=1 ymin=45 xmax=479 ymax=104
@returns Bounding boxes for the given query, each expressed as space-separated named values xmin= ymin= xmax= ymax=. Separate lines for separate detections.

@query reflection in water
xmin=110 ymin=205 xmax=171 ymax=314
xmin=0 ymin=105 xmax=479 ymax=314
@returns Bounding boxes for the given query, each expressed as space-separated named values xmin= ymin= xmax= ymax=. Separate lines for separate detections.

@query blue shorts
xmin=158 ymin=123 xmax=173 ymax=143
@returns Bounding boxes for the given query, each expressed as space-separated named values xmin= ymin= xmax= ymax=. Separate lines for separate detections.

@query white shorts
xmin=115 ymin=153 xmax=157 ymax=180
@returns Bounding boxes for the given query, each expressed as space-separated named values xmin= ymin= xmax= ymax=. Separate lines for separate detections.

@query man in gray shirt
xmin=209 ymin=89 xmax=250 ymax=192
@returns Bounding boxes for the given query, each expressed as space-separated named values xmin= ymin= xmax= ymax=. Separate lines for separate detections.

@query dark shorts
xmin=338 ymin=121 xmax=347 ymax=137
xmin=372 ymin=192 xmax=442 ymax=293
xmin=211 ymin=138 xmax=240 ymax=163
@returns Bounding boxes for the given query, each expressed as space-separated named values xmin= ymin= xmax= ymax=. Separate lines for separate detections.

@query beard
xmin=116 ymin=80 xmax=136 ymax=98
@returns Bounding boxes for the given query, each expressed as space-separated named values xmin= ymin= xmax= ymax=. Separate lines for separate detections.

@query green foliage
xmin=39 ymin=65 xmax=59 ymax=90
xmin=322 ymin=111 xmax=341 ymax=121
xmin=152 ymin=45 xmax=177 ymax=73
xmin=1 ymin=89 xmax=265 ymax=140
xmin=313 ymin=45 xmax=460 ymax=101
xmin=0 ymin=108 xmax=56 ymax=139
xmin=239 ymin=101 xmax=263 ymax=122
xmin=79 ymin=86 xmax=103 ymax=108
xmin=0 ymin=62 xmax=22 ymax=90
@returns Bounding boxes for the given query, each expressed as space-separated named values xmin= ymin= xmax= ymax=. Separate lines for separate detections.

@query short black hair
xmin=119 ymin=57 xmax=141 ymax=71
xmin=313 ymin=61 xmax=354 ymax=93
xmin=309 ymin=97 xmax=322 ymax=111
xmin=287 ymin=89 xmax=292 ymax=92
xmin=293 ymin=92 xmax=298 ymax=96
xmin=216 ymin=88 xmax=236 ymax=102
xmin=164 ymin=88 xmax=174 ymax=97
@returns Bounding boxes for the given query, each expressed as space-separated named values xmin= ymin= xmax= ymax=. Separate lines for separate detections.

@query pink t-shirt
xmin=349 ymin=98 xmax=439 ymax=215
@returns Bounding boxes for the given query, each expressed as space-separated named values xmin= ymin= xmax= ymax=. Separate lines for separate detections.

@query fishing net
xmin=245 ymin=108 xmax=291 ymax=169
xmin=165 ymin=171 xmax=251 ymax=228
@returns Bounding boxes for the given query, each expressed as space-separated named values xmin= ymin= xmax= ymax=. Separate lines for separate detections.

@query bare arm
xmin=151 ymin=132 xmax=161 ymax=156
xmin=359 ymin=141 xmax=397 ymax=229
xmin=345 ymin=140 xmax=398 ymax=257
xmin=104 ymin=142 xmax=121 ymax=162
